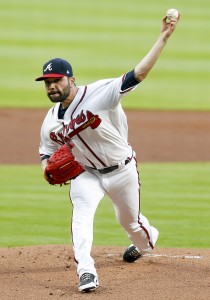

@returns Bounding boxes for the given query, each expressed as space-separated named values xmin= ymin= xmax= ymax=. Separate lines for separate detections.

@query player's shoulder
xmin=44 ymin=103 xmax=60 ymax=118
xmin=87 ymin=75 xmax=124 ymax=89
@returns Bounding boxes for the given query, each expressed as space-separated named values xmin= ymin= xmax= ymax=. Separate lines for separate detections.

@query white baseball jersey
xmin=39 ymin=74 xmax=137 ymax=166
xmin=39 ymin=72 xmax=159 ymax=279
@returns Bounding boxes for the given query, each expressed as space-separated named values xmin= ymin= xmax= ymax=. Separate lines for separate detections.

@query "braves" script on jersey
xmin=50 ymin=110 xmax=101 ymax=146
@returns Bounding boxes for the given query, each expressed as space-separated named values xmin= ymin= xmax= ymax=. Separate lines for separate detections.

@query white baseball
xmin=166 ymin=8 xmax=179 ymax=20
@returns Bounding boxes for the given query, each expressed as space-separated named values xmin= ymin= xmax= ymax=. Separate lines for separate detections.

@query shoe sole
xmin=79 ymin=282 xmax=99 ymax=292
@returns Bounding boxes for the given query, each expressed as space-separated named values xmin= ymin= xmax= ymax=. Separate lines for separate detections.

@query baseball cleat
xmin=123 ymin=245 xmax=142 ymax=263
xmin=78 ymin=273 xmax=99 ymax=292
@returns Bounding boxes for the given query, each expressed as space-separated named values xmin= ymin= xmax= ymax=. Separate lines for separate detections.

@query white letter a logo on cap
xmin=44 ymin=63 xmax=52 ymax=72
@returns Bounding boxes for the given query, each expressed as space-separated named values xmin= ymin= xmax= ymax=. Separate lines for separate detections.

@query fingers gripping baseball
xmin=161 ymin=9 xmax=180 ymax=39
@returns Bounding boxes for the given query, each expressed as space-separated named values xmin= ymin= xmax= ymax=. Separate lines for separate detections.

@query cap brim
xmin=35 ymin=73 xmax=64 ymax=81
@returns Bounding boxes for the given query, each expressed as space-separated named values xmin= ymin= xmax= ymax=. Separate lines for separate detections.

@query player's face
xmin=45 ymin=76 xmax=71 ymax=103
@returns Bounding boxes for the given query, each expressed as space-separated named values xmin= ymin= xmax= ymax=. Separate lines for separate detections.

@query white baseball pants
xmin=70 ymin=157 xmax=158 ymax=278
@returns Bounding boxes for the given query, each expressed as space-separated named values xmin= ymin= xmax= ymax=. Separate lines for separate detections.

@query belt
xmin=87 ymin=158 xmax=131 ymax=174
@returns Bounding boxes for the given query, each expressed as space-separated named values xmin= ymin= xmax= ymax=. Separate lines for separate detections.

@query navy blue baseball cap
xmin=35 ymin=58 xmax=73 ymax=81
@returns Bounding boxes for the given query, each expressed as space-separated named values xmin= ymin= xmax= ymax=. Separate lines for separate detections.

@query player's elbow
xmin=134 ymin=68 xmax=149 ymax=82
xmin=135 ymin=72 xmax=147 ymax=82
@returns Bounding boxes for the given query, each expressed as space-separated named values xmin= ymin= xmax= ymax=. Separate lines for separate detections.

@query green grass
xmin=139 ymin=163 xmax=210 ymax=248
xmin=0 ymin=163 xmax=209 ymax=248
xmin=0 ymin=0 xmax=210 ymax=110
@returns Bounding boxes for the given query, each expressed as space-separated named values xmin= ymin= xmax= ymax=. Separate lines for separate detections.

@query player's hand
xmin=161 ymin=15 xmax=180 ymax=40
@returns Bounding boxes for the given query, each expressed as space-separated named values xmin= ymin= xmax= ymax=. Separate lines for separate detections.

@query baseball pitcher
xmin=36 ymin=14 xmax=180 ymax=292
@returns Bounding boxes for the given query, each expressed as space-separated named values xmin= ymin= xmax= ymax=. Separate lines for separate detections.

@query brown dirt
xmin=1 ymin=108 xmax=210 ymax=300
xmin=1 ymin=246 xmax=209 ymax=300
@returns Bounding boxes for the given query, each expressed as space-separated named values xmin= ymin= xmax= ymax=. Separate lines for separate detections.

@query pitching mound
xmin=1 ymin=245 xmax=209 ymax=300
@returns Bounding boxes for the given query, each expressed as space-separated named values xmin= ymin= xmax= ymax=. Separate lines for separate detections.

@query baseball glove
xmin=44 ymin=143 xmax=85 ymax=186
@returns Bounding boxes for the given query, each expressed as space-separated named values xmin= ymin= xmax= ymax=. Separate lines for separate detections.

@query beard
xmin=47 ymin=83 xmax=70 ymax=103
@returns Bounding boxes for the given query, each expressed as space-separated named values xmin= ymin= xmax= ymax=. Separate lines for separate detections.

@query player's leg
xmin=70 ymin=169 xmax=105 ymax=290
xmin=106 ymin=158 xmax=158 ymax=255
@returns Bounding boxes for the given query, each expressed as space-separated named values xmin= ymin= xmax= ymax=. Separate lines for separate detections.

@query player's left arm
xmin=134 ymin=15 xmax=180 ymax=82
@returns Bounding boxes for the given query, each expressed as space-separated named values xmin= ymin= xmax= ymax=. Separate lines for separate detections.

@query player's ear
xmin=68 ymin=76 xmax=76 ymax=86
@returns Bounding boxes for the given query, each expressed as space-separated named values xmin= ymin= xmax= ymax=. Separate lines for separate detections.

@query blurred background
xmin=0 ymin=0 xmax=209 ymax=249
xmin=0 ymin=0 xmax=209 ymax=110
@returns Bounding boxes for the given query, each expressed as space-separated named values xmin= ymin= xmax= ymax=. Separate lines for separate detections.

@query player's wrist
xmin=41 ymin=158 xmax=49 ymax=172
xmin=158 ymin=32 xmax=169 ymax=44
